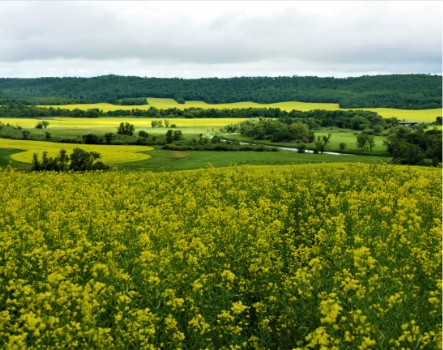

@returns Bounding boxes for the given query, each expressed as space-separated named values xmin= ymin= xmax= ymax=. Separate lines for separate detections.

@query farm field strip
xmin=315 ymin=131 xmax=388 ymax=151
xmin=0 ymin=138 xmax=153 ymax=164
xmin=42 ymin=97 xmax=443 ymax=122
xmin=0 ymin=117 xmax=250 ymax=129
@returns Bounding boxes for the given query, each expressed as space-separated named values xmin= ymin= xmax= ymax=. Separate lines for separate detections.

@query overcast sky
xmin=0 ymin=1 xmax=441 ymax=78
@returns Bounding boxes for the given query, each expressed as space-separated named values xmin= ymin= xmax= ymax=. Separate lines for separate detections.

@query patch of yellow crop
xmin=42 ymin=98 xmax=442 ymax=122
xmin=0 ymin=117 xmax=249 ymax=129
xmin=0 ymin=163 xmax=441 ymax=348
xmin=352 ymin=107 xmax=442 ymax=123
xmin=0 ymin=138 xmax=152 ymax=164
xmin=41 ymin=99 xmax=340 ymax=112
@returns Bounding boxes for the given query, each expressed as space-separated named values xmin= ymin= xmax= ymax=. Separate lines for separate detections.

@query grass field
xmin=118 ymin=148 xmax=390 ymax=172
xmin=0 ymin=143 xmax=391 ymax=172
xmin=0 ymin=164 xmax=440 ymax=348
xmin=0 ymin=139 xmax=153 ymax=165
xmin=0 ymin=116 xmax=437 ymax=170
xmin=221 ymin=131 xmax=389 ymax=155
xmin=0 ymin=117 xmax=249 ymax=130
xmin=312 ymin=131 xmax=388 ymax=151
xmin=44 ymin=97 xmax=442 ymax=122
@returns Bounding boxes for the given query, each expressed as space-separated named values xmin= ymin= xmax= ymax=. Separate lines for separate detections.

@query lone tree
xmin=138 ymin=130 xmax=149 ymax=138
xmin=367 ymin=135 xmax=376 ymax=152
xmin=104 ymin=133 xmax=114 ymax=145
xmin=165 ymin=130 xmax=174 ymax=144
xmin=70 ymin=148 xmax=102 ymax=171
xmin=356 ymin=133 xmax=369 ymax=151
xmin=22 ymin=130 xmax=31 ymax=140
xmin=173 ymin=130 xmax=182 ymax=141
xmin=314 ymin=136 xmax=326 ymax=154
xmin=151 ymin=120 xmax=163 ymax=128
xmin=35 ymin=121 xmax=49 ymax=129
xmin=322 ymin=133 xmax=332 ymax=149
xmin=82 ymin=134 xmax=100 ymax=144
xmin=117 ymin=122 xmax=135 ymax=136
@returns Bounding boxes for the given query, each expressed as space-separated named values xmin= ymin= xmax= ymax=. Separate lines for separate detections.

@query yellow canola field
xmin=0 ymin=138 xmax=152 ymax=164
xmin=0 ymin=163 xmax=441 ymax=349
xmin=44 ymin=97 xmax=442 ymax=122
xmin=0 ymin=117 xmax=249 ymax=129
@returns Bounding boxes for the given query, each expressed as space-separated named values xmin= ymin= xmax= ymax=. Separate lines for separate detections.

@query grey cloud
xmin=0 ymin=1 xmax=440 ymax=77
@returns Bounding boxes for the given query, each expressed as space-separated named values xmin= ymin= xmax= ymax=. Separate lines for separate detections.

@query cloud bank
xmin=0 ymin=1 xmax=441 ymax=78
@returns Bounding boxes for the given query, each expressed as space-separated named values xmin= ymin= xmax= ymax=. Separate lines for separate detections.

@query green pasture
xmin=0 ymin=115 xmax=435 ymax=172
xmin=0 ymin=116 xmax=391 ymax=155
xmin=0 ymin=117 xmax=238 ymax=143
xmin=315 ymin=131 xmax=387 ymax=152
xmin=0 ymin=144 xmax=389 ymax=172
xmin=0 ymin=117 xmax=247 ymax=130
xmin=220 ymin=130 xmax=389 ymax=155
xmin=43 ymin=97 xmax=442 ymax=122
xmin=116 ymin=148 xmax=390 ymax=172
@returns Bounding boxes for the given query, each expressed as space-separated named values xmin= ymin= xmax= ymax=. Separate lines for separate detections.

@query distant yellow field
xmin=0 ymin=139 xmax=152 ymax=164
xmin=43 ymin=99 xmax=339 ymax=113
xmin=43 ymin=97 xmax=442 ymax=122
xmin=0 ymin=117 xmax=249 ymax=129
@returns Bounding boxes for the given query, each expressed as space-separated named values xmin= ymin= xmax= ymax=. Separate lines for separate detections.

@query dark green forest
xmin=0 ymin=74 xmax=441 ymax=109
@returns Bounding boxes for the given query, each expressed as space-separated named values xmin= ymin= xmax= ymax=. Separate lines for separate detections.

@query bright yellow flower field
xmin=0 ymin=117 xmax=249 ymax=129
xmin=0 ymin=138 xmax=152 ymax=164
xmin=43 ymin=97 xmax=442 ymax=122
xmin=0 ymin=163 xmax=441 ymax=349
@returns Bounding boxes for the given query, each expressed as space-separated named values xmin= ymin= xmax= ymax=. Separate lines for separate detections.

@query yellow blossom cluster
xmin=0 ymin=163 xmax=441 ymax=349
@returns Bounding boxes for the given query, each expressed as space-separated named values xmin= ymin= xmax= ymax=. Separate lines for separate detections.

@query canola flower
xmin=0 ymin=163 xmax=441 ymax=349
xmin=0 ymin=138 xmax=153 ymax=164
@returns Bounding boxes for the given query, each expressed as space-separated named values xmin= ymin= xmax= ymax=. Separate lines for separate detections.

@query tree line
xmin=0 ymin=104 xmax=403 ymax=130
xmin=0 ymin=74 xmax=440 ymax=109
xmin=383 ymin=127 xmax=442 ymax=165
xmin=221 ymin=109 xmax=398 ymax=134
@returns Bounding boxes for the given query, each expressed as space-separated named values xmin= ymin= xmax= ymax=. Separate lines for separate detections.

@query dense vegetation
xmin=32 ymin=148 xmax=109 ymax=172
xmin=163 ymin=134 xmax=279 ymax=152
xmin=117 ymin=98 xmax=148 ymax=105
xmin=0 ymin=104 xmax=402 ymax=130
xmin=0 ymin=164 xmax=441 ymax=348
xmin=0 ymin=74 xmax=440 ymax=109
xmin=237 ymin=120 xmax=315 ymax=143
xmin=221 ymin=109 xmax=397 ymax=139
xmin=383 ymin=127 xmax=442 ymax=165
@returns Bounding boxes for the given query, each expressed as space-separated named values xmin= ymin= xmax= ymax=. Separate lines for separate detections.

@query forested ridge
xmin=0 ymin=74 xmax=441 ymax=109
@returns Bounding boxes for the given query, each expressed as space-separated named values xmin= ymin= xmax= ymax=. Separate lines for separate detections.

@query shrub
xmin=32 ymin=148 xmax=109 ymax=172
xmin=296 ymin=143 xmax=306 ymax=153
xmin=138 ymin=130 xmax=149 ymax=138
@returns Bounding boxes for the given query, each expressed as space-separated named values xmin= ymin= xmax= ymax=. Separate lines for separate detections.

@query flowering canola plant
xmin=0 ymin=138 xmax=152 ymax=164
xmin=0 ymin=163 xmax=441 ymax=349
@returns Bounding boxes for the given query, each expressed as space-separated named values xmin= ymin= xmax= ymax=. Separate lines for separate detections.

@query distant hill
xmin=0 ymin=74 xmax=441 ymax=109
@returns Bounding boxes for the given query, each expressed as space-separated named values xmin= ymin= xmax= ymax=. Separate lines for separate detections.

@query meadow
xmin=118 ymin=148 xmax=389 ymax=172
xmin=0 ymin=163 xmax=441 ymax=349
xmin=0 ymin=140 xmax=390 ymax=172
xmin=45 ymin=97 xmax=442 ymax=122
xmin=0 ymin=117 xmax=248 ymax=130
xmin=223 ymin=131 xmax=389 ymax=155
